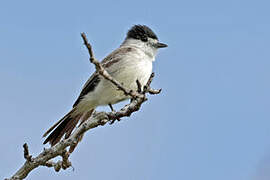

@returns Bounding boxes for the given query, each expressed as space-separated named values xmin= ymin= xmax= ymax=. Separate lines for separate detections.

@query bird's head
xmin=123 ymin=25 xmax=167 ymax=58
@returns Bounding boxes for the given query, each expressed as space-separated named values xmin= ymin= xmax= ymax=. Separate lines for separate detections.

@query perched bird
xmin=43 ymin=25 xmax=167 ymax=146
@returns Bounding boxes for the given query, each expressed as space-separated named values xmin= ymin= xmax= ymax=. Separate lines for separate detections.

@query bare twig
xmin=136 ymin=79 xmax=142 ymax=93
xmin=148 ymin=88 xmax=162 ymax=95
xmin=141 ymin=73 xmax=162 ymax=95
xmin=6 ymin=32 xmax=161 ymax=180
xmin=41 ymin=150 xmax=72 ymax=172
xmin=23 ymin=143 xmax=32 ymax=162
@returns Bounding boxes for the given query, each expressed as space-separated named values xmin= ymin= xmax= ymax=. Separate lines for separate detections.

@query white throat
xmin=120 ymin=38 xmax=158 ymax=61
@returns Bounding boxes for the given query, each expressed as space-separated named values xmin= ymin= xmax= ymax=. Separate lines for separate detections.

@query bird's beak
xmin=156 ymin=42 xmax=168 ymax=48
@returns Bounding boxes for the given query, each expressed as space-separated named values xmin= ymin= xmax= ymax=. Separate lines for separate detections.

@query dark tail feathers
xmin=43 ymin=109 xmax=81 ymax=146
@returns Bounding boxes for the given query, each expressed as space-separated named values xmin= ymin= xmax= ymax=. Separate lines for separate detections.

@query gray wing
xmin=73 ymin=47 xmax=137 ymax=107
xmin=73 ymin=73 xmax=100 ymax=107
xmin=101 ymin=47 xmax=135 ymax=66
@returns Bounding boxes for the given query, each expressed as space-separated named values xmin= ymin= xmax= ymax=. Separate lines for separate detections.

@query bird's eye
xmin=141 ymin=36 xmax=148 ymax=42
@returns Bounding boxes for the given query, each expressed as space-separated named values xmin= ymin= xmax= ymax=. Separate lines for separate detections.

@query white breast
xmin=77 ymin=47 xmax=153 ymax=113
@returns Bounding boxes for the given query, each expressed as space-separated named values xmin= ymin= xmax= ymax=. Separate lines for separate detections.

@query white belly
xmin=77 ymin=58 xmax=152 ymax=112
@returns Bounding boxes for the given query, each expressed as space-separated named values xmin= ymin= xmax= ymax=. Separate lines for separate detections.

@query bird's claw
xmin=109 ymin=116 xmax=121 ymax=125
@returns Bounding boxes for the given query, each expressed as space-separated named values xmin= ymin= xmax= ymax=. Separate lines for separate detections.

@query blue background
xmin=1 ymin=0 xmax=270 ymax=179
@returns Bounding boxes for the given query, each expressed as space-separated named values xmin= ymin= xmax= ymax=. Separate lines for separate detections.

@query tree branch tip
xmin=71 ymin=165 xmax=75 ymax=171
xmin=23 ymin=143 xmax=32 ymax=162
xmin=136 ymin=79 xmax=142 ymax=93
xmin=80 ymin=32 xmax=86 ymax=38
xmin=148 ymin=88 xmax=162 ymax=95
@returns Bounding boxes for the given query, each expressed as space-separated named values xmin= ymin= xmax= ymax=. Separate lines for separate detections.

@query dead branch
xmin=23 ymin=143 xmax=32 ymax=162
xmin=6 ymin=32 xmax=161 ymax=180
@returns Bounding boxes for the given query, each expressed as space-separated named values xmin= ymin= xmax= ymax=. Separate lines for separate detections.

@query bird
xmin=43 ymin=24 xmax=167 ymax=146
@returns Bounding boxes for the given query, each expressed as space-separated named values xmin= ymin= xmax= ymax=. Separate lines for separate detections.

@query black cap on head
xmin=127 ymin=25 xmax=158 ymax=42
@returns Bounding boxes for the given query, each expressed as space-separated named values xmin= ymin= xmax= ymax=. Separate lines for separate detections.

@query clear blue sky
xmin=1 ymin=0 xmax=270 ymax=179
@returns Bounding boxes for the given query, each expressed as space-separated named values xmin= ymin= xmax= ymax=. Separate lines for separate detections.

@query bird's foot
xmin=109 ymin=117 xmax=121 ymax=125
xmin=108 ymin=103 xmax=121 ymax=124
